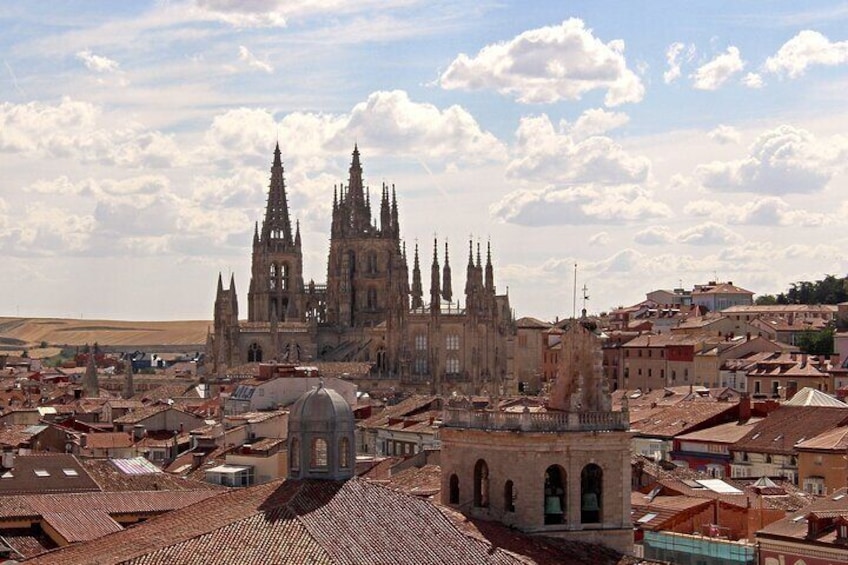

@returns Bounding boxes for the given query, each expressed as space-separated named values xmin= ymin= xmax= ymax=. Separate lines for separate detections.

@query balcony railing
xmin=442 ymin=407 xmax=629 ymax=432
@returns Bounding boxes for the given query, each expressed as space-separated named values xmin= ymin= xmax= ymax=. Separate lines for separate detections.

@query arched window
xmin=449 ymin=473 xmax=460 ymax=504
xmin=338 ymin=437 xmax=350 ymax=468
xmin=248 ymin=343 xmax=263 ymax=363
xmin=474 ymin=459 xmax=490 ymax=508
xmin=544 ymin=465 xmax=566 ymax=525
xmin=504 ymin=480 xmax=515 ymax=513
xmin=367 ymin=251 xmax=378 ymax=274
xmin=290 ymin=438 xmax=300 ymax=471
xmin=367 ymin=287 xmax=378 ymax=310
xmin=311 ymin=438 xmax=328 ymax=468
xmin=581 ymin=464 xmax=603 ymax=524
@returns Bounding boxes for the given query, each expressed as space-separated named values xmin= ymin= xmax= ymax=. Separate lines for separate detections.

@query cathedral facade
xmin=207 ymin=144 xmax=516 ymax=395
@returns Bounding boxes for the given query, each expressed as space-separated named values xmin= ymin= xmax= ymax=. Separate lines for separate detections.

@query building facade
xmin=207 ymin=144 xmax=515 ymax=395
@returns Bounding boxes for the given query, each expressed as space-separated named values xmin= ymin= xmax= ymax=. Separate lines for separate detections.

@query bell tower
xmin=439 ymin=325 xmax=632 ymax=554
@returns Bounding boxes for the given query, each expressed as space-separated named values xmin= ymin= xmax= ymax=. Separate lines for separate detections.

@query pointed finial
xmin=217 ymin=272 xmax=223 ymax=294
xmin=476 ymin=242 xmax=482 ymax=267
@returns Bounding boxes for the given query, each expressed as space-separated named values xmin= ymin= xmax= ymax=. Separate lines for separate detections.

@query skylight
xmin=62 ymin=468 xmax=79 ymax=477
xmin=637 ymin=512 xmax=658 ymax=524
xmin=834 ymin=494 xmax=846 ymax=501
xmin=34 ymin=469 xmax=50 ymax=477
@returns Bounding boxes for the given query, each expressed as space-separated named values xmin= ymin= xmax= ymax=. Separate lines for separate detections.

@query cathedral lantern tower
xmin=325 ymin=145 xmax=409 ymax=329
xmin=247 ymin=143 xmax=306 ymax=323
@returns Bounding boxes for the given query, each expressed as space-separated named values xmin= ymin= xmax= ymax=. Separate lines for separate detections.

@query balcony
xmin=442 ymin=407 xmax=629 ymax=433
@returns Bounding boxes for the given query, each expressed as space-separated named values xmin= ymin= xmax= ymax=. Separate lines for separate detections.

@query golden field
xmin=0 ymin=317 xmax=211 ymax=349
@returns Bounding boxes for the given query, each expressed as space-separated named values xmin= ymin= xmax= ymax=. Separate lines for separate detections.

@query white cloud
xmin=691 ymin=46 xmax=745 ymax=90
xmin=191 ymin=0 xmax=288 ymax=27
xmin=707 ymin=124 xmax=741 ymax=144
xmin=507 ymin=114 xmax=649 ymax=185
xmin=238 ymin=45 xmax=274 ymax=73
xmin=0 ymin=205 xmax=95 ymax=257
xmin=677 ymin=222 xmax=741 ymax=245
xmin=742 ymin=72 xmax=764 ymax=88
xmin=490 ymin=183 xmax=671 ymax=226
xmin=75 ymin=50 xmax=120 ymax=73
xmin=634 ymin=225 xmax=673 ymax=245
xmin=439 ymin=18 xmax=644 ymax=106
xmin=0 ymin=98 xmax=184 ymax=167
xmin=588 ymin=232 xmax=610 ymax=246
xmin=663 ymin=42 xmax=695 ymax=84
xmin=633 ymin=223 xmax=741 ymax=246
xmin=569 ymin=108 xmax=629 ymax=141
xmin=202 ymin=90 xmax=504 ymax=170
xmin=696 ymin=124 xmax=846 ymax=194
xmin=684 ymin=196 xmax=829 ymax=227
xmin=764 ymin=30 xmax=848 ymax=78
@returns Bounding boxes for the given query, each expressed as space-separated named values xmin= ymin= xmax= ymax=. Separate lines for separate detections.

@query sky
xmin=2 ymin=1 xmax=848 ymax=322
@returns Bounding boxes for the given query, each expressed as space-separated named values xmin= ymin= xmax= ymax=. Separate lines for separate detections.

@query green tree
xmin=796 ymin=328 xmax=834 ymax=355
xmin=755 ymin=294 xmax=777 ymax=305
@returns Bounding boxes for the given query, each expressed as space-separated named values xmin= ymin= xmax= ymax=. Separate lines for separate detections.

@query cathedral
xmin=207 ymin=144 xmax=516 ymax=395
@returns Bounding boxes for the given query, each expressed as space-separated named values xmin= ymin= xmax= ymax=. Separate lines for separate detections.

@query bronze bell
xmin=581 ymin=492 xmax=600 ymax=512
xmin=544 ymin=495 xmax=563 ymax=515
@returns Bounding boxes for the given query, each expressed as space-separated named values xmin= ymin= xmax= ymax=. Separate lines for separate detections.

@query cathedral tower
xmin=247 ymin=143 xmax=306 ymax=323
xmin=325 ymin=145 xmax=409 ymax=329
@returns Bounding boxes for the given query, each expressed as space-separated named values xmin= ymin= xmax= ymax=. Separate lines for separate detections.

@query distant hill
xmin=0 ymin=317 xmax=211 ymax=350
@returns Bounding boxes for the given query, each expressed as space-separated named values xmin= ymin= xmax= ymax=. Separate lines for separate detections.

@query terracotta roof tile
xmin=733 ymin=406 xmax=848 ymax=455
xmin=23 ymin=478 xmax=610 ymax=565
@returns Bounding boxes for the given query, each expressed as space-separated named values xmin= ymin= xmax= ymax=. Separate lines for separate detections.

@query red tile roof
xmin=23 ymin=478 xmax=630 ymax=565
xmin=733 ymin=406 xmax=848 ymax=455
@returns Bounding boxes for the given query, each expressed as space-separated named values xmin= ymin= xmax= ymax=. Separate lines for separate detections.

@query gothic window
xmin=367 ymin=251 xmax=378 ymax=274
xmin=544 ymin=465 xmax=566 ymax=525
xmin=446 ymin=334 xmax=459 ymax=350
xmin=449 ymin=474 xmax=459 ymax=504
xmin=367 ymin=287 xmax=378 ymax=310
xmin=290 ymin=438 xmax=300 ymax=471
xmin=414 ymin=357 xmax=428 ymax=374
xmin=415 ymin=334 xmax=427 ymax=350
xmin=581 ymin=464 xmax=603 ymax=524
xmin=474 ymin=459 xmax=489 ymax=508
xmin=338 ymin=437 xmax=350 ymax=468
xmin=446 ymin=357 xmax=460 ymax=374
xmin=504 ymin=480 xmax=515 ymax=513
xmin=248 ymin=343 xmax=263 ymax=363
xmin=281 ymin=263 xmax=290 ymax=291
xmin=270 ymin=264 xmax=278 ymax=290
xmin=310 ymin=438 xmax=328 ymax=468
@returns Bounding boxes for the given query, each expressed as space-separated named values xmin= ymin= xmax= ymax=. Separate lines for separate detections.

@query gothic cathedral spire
xmin=262 ymin=142 xmax=293 ymax=244
xmin=442 ymin=240 xmax=452 ymax=303
xmin=430 ymin=238 xmax=441 ymax=314
xmin=411 ymin=243 xmax=423 ymax=309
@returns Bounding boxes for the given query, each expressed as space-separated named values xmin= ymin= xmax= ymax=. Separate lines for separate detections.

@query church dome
xmin=289 ymin=381 xmax=354 ymax=433
xmin=288 ymin=380 xmax=355 ymax=481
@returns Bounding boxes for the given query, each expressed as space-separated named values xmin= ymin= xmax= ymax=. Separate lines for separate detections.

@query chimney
xmin=738 ymin=394 xmax=751 ymax=422
xmin=133 ymin=424 xmax=145 ymax=441
xmin=79 ymin=433 xmax=87 ymax=449
xmin=1 ymin=449 xmax=14 ymax=469
xmin=191 ymin=452 xmax=204 ymax=470
xmin=801 ymin=353 xmax=808 ymax=368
